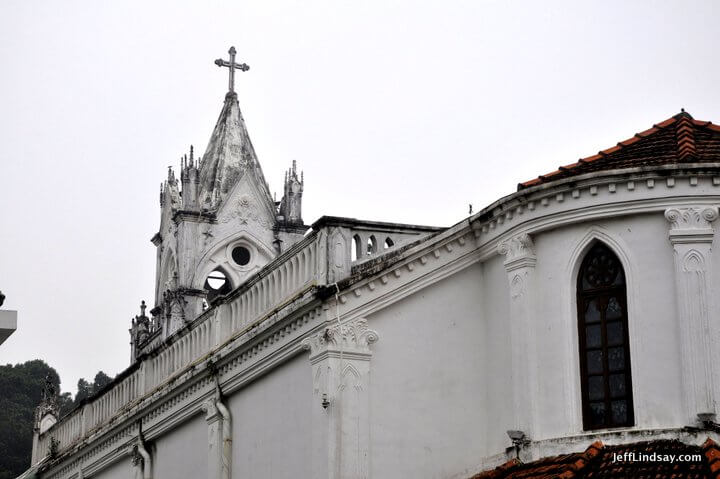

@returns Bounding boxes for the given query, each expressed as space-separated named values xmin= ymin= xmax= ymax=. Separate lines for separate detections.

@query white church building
xmin=22 ymin=48 xmax=720 ymax=478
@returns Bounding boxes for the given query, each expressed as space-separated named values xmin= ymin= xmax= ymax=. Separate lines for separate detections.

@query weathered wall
xmin=368 ymin=262 xmax=487 ymax=479
xmin=153 ymin=412 xmax=208 ymax=478
xmin=478 ymin=252 xmax=513 ymax=455
xmin=527 ymin=213 xmax=684 ymax=440
xmin=91 ymin=457 xmax=131 ymax=479
xmin=228 ymin=353 xmax=312 ymax=478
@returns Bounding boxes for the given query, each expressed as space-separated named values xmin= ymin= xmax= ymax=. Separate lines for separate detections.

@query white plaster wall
xmin=153 ymin=413 xmax=208 ymax=479
xmin=91 ymin=456 xmax=132 ymax=479
xmin=527 ymin=213 xmax=684 ymax=439
xmin=478 ymin=253 xmax=513 ymax=455
xmin=368 ymin=263 xmax=487 ymax=479
xmin=228 ymin=353 xmax=312 ymax=478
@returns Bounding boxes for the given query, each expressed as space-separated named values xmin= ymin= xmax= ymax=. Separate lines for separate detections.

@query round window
xmin=232 ymin=246 xmax=251 ymax=266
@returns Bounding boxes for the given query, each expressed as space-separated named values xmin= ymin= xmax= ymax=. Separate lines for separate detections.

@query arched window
xmin=577 ymin=242 xmax=634 ymax=430
xmin=204 ymin=268 xmax=232 ymax=303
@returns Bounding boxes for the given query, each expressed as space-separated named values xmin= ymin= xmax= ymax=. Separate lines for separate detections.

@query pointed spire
xmin=197 ymin=91 xmax=274 ymax=211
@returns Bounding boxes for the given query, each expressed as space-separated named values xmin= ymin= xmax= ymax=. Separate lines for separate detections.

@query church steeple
xmin=145 ymin=47 xmax=310 ymax=348
xmin=198 ymin=48 xmax=274 ymax=211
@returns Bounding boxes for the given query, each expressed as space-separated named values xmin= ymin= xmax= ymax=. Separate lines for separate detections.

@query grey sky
xmin=1 ymin=0 xmax=718 ymax=394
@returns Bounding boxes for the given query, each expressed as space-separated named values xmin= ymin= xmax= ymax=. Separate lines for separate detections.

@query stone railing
xmin=35 ymin=368 xmax=143 ymax=461
xmin=34 ymin=217 xmax=440 ymax=461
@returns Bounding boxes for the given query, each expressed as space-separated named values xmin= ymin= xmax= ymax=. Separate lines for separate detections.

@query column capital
xmin=498 ymin=233 xmax=536 ymax=271
xmin=301 ymin=318 xmax=379 ymax=361
xmin=665 ymin=206 xmax=719 ymax=244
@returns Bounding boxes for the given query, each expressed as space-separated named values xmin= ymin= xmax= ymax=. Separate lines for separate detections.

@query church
xmin=21 ymin=48 xmax=720 ymax=478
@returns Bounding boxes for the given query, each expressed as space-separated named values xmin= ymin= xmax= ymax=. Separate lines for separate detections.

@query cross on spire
xmin=214 ymin=46 xmax=249 ymax=94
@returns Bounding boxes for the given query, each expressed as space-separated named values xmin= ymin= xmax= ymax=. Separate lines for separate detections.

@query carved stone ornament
xmin=665 ymin=206 xmax=719 ymax=230
xmin=301 ymin=318 xmax=379 ymax=359
xmin=220 ymin=194 xmax=271 ymax=227
xmin=498 ymin=233 xmax=536 ymax=267
xmin=665 ymin=206 xmax=719 ymax=244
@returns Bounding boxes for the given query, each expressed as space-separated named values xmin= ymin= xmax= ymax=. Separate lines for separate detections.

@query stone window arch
xmin=204 ymin=267 xmax=233 ymax=303
xmin=577 ymin=241 xmax=634 ymax=430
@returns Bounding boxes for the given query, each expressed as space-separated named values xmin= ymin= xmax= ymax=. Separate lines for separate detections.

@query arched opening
xmin=351 ymin=234 xmax=361 ymax=261
xmin=577 ymin=242 xmax=634 ymax=430
xmin=367 ymin=235 xmax=377 ymax=256
xmin=204 ymin=268 xmax=232 ymax=303
xmin=384 ymin=237 xmax=394 ymax=249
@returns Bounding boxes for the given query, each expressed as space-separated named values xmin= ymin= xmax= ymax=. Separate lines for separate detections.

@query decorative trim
xmin=301 ymin=318 xmax=379 ymax=360
xmin=665 ymin=206 xmax=719 ymax=244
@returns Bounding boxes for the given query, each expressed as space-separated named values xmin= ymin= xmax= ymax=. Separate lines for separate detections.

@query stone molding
xmin=301 ymin=318 xmax=379 ymax=361
xmin=665 ymin=206 xmax=719 ymax=244
xmin=498 ymin=233 xmax=536 ymax=271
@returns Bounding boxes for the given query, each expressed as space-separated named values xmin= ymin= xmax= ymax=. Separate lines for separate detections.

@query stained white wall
xmin=526 ymin=214 xmax=684 ymax=439
xmin=477 ymin=253 xmax=513 ymax=455
xmin=368 ymin=262 xmax=486 ymax=479
xmin=91 ymin=456 xmax=131 ymax=479
xmin=153 ymin=412 xmax=208 ymax=478
xmin=228 ymin=353 xmax=312 ymax=478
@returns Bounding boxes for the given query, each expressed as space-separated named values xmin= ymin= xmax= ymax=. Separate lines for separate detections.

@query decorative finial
xmin=189 ymin=145 xmax=194 ymax=162
xmin=682 ymin=107 xmax=685 ymax=113
xmin=214 ymin=46 xmax=250 ymax=94
xmin=140 ymin=300 xmax=146 ymax=317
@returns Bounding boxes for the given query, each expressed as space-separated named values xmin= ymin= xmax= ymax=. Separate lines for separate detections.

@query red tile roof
xmin=472 ymin=438 xmax=720 ymax=479
xmin=518 ymin=111 xmax=720 ymax=190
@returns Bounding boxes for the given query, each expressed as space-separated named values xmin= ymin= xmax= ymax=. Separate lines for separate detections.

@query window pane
xmin=609 ymin=374 xmax=626 ymax=398
xmin=607 ymin=322 xmax=623 ymax=346
xmin=606 ymin=297 xmax=622 ymax=319
xmin=586 ymin=325 xmax=602 ymax=348
xmin=611 ymin=400 xmax=628 ymax=424
xmin=589 ymin=402 xmax=606 ymax=427
xmin=587 ymin=350 xmax=603 ymax=374
xmin=588 ymin=376 xmax=604 ymax=400
xmin=585 ymin=300 xmax=601 ymax=323
xmin=608 ymin=347 xmax=625 ymax=371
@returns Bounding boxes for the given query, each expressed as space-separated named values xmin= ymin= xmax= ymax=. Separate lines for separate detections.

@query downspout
xmin=137 ymin=431 xmax=152 ymax=479
xmin=213 ymin=371 xmax=232 ymax=479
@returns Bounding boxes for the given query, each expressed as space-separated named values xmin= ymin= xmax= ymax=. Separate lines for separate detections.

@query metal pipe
xmin=215 ymin=397 xmax=232 ymax=479
xmin=136 ymin=436 xmax=152 ymax=479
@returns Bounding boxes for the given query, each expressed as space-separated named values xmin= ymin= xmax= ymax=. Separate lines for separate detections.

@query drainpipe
xmin=137 ymin=432 xmax=152 ymax=479
xmin=215 ymin=391 xmax=232 ymax=479
xmin=209 ymin=365 xmax=232 ymax=479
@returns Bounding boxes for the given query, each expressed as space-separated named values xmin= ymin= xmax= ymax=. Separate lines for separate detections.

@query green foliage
xmin=0 ymin=362 xmax=113 ymax=478
xmin=92 ymin=371 xmax=112 ymax=393
xmin=0 ymin=360 xmax=62 ymax=479
xmin=73 ymin=371 xmax=113 ymax=406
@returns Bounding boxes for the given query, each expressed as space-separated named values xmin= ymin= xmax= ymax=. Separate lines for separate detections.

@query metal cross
xmin=214 ymin=46 xmax=249 ymax=93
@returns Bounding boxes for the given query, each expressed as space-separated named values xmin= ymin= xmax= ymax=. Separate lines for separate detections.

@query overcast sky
xmin=1 ymin=0 xmax=719 ymax=395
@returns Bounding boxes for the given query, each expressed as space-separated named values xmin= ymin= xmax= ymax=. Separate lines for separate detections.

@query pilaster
xmin=665 ymin=206 xmax=719 ymax=423
xmin=301 ymin=318 xmax=379 ymax=479
xmin=498 ymin=233 xmax=538 ymax=438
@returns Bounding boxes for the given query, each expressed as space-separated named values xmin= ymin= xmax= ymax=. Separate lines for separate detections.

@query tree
xmin=0 ymin=364 xmax=115 ymax=478
xmin=92 ymin=371 xmax=112 ymax=393
xmin=74 ymin=378 xmax=92 ymax=405
xmin=0 ymin=360 xmax=68 ymax=479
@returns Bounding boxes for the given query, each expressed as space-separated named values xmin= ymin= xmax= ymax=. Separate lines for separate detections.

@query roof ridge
xmin=675 ymin=114 xmax=697 ymax=161
xmin=516 ymin=111 xmax=720 ymax=190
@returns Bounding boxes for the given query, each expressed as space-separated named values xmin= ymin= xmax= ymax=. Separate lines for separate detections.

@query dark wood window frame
xmin=577 ymin=242 xmax=634 ymax=430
